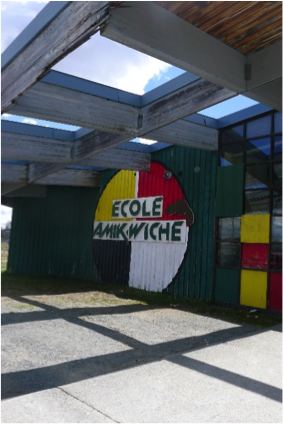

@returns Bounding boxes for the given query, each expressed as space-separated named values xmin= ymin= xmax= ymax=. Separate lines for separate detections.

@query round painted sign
xmin=93 ymin=162 xmax=194 ymax=292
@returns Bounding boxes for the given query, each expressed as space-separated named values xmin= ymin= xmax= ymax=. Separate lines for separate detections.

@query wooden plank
xmin=82 ymin=149 xmax=151 ymax=171
xmin=141 ymin=78 xmax=235 ymax=134
xmin=36 ymin=169 xmax=101 ymax=187
xmin=1 ymin=132 xmax=72 ymax=163
xmin=2 ymin=162 xmax=101 ymax=188
xmin=1 ymin=163 xmax=27 ymax=184
xmin=2 ymin=1 xmax=110 ymax=112
xmin=212 ymin=2 xmax=280 ymax=42
xmin=28 ymin=162 xmax=65 ymax=184
xmin=9 ymin=81 xmax=139 ymax=135
xmin=146 ymin=119 xmax=218 ymax=150
xmin=72 ymin=131 xmax=132 ymax=161
xmin=2 ymin=131 xmax=151 ymax=171
xmin=4 ymin=131 xmax=131 ymax=186
xmin=102 ymin=1 xmax=246 ymax=92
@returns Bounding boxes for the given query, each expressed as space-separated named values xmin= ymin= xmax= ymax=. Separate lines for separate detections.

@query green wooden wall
xmin=7 ymin=145 xmax=217 ymax=300
xmin=8 ymin=186 xmax=100 ymax=279
xmin=152 ymin=146 xmax=218 ymax=300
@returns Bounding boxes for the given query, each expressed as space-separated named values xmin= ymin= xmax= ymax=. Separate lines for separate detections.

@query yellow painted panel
xmin=240 ymin=270 xmax=267 ymax=309
xmin=241 ymin=214 xmax=270 ymax=243
xmin=95 ymin=170 xmax=136 ymax=222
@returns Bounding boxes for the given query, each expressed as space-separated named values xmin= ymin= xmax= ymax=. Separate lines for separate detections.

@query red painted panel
xmin=241 ymin=243 xmax=268 ymax=269
xmin=138 ymin=162 xmax=186 ymax=222
xmin=269 ymin=273 xmax=282 ymax=311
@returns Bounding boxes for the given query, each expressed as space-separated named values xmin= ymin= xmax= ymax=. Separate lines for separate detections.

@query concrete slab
xmin=2 ymin=291 xmax=282 ymax=423
xmin=2 ymin=317 xmax=130 ymax=374
xmin=1 ymin=388 xmax=114 ymax=423
xmin=82 ymin=307 xmax=241 ymax=345
xmin=58 ymin=325 xmax=282 ymax=423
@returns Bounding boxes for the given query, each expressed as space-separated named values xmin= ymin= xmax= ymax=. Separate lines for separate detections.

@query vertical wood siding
xmin=152 ymin=146 xmax=218 ymax=300
xmin=8 ymin=186 xmax=99 ymax=279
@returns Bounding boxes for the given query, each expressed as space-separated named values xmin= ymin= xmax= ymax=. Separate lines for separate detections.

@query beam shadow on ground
xmin=2 ymin=295 xmax=281 ymax=403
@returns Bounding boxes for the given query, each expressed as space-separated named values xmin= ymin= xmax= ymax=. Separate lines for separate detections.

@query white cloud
xmin=1 ymin=206 xmax=12 ymax=228
xmin=22 ymin=118 xmax=37 ymax=125
xmin=138 ymin=138 xmax=157 ymax=145
xmin=53 ymin=34 xmax=171 ymax=95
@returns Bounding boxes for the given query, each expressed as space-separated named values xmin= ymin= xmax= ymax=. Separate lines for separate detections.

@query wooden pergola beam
xmin=2 ymin=131 xmax=151 ymax=171
xmin=2 ymin=1 xmax=111 ymax=112
xmin=1 ymin=163 xmax=101 ymax=189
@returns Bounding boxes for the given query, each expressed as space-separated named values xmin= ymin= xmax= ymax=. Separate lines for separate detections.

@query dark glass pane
xmin=217 ymin=242 xmax=240 ymax=267
xmin=246 ymin=137 xmax=271 ymax=163
xmin=274 ymin=112 xmax=282 ymax=133
xmin=274 ymin=136 xmax=282 ymax=160
xmin=245 ymin=190 xmax=270 ymax=214
xmin=218 ymin=218 xmax=241 ymax=241
xmin=221 ymin=143 xmax=243 ymax=166
xmin=271 ymin=217 xmax=282 ymax=242
xmin=246 ymin=115 xmax=271 ymax=138
xmin=221 ymin=125 xmax=244 ymax=144
xmin=272 ymin=162 xmax=282 ymax=187
xmin=270 ymin=244 xmax=282 ymax=270
xmin=245 ymin=164 xmax=270 ymax=189
xmin=273 ymin=190 xmax=282 ymax=214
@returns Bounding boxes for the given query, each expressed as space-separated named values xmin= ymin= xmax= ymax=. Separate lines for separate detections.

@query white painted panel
xmin=129 ymin=228 xmax=189 ymax=292
xmin=112 ymin=197 xmax=163 ymax=219
xmin=93 ymin=221 xmax=187 ymax=243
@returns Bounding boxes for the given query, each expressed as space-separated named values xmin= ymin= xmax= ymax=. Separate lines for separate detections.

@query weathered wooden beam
xmin=141 ymin=79 xmax=235 ymax=134
xmin=36 ymin=169 xmax=101 ymax=187
xmin=1 ymin=162 xmax=101 ymax=188
xmin=2 ymin=131 xmax=151 ymax=171
xmin=9 ymin=77 xmax=231 ymax=137
xmin=1 ymin=132 xmax=72 ymax=163
xmin=81 ymin=149 xmax=151 ymax=171
xmin=146 ymin=119 xmax=218 ymax=151
xmin=24 ymin=132 xmax=133 ymax=187
xmin=9 ymin=82 xmax=139 ymax=135
xmin=1 ymin=163 xmax=27 ymax=184
xmin=2 ymin=1 xmax=110 ymax=112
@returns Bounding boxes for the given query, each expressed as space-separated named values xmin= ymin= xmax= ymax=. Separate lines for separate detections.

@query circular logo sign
xmin=93 ymin=162 xmax=194 ymax=292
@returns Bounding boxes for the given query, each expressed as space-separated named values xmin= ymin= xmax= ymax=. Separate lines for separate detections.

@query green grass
xmin=1 ymin=271 xmax=281 ymax=328
xmin=1 ymin=242 xmax=9 ymax=272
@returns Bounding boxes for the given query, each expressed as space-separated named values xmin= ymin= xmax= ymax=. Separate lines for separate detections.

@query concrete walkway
xmin=1 ymin=295 xmax=282 ymax=423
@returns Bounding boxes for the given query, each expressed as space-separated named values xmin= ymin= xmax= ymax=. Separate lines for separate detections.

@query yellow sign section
xmin=241 ymin=214 xmax=270 ymax=244
xmin=240 ymin=270 xmax=267 ymax=309
xmin=95 ymin=170 xmax=136 ymax=222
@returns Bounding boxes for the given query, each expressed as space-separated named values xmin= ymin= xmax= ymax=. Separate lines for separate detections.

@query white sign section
xmin=93 ymin=220 xmax=187 ymax=243
xmin=112 ymin=197 xmax=163 ymax=219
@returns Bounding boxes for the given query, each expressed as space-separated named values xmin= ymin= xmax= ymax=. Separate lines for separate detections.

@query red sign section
xmin=241 ymin=243 xmax=268 ymax=269
xmin=137 ymin=162 xmax=186 ymax=223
